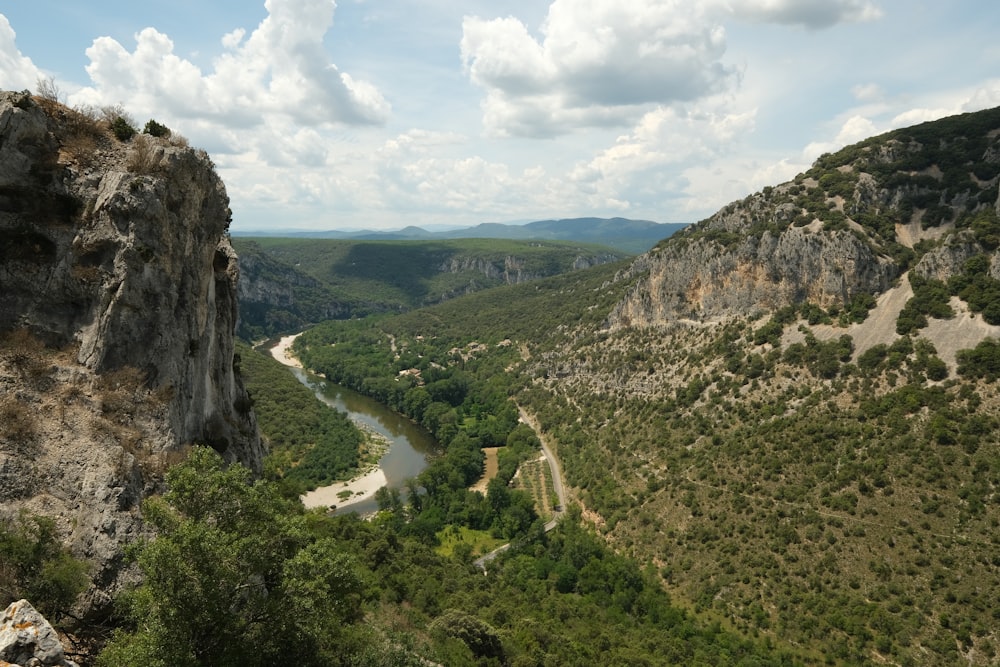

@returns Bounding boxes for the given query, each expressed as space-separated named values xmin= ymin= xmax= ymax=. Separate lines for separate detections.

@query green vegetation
xmin=97 ymin=448 xmax=390 ymax=667
xmin=0 ymin=513 xmax=89 ymax=621
xmin=235 ymin=341 xmax=364 ymax=493
xmin=896 ymin=273 xmax=954 ymax=335
xmin=949 ymin=253 xmax=1000 ymax=324
xmin=110 ymin=116 xmax=137 ymax=142
xmin=671 ymin=106 xmax=1000 ymax=277
xmin=957 ymin=339 xmax=1000 ymax=381
xmin=279 ymin=237 xmax=1000 ymax=663
xmin=232 ymin=237 xmax=629 ymax=339
xmin=142 ymin=119 xmax=171 ymax=138
xmin=99 ymin=448 xmax=792 ymax=666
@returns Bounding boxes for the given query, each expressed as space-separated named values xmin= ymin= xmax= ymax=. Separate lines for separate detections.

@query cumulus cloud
xmin=374 ymin=130 xmax=559 ymax=216
xmin=851 ymin=83 xmax=884 ymax=102
xmin=0 ymin=15 xmax=43 ymax=91
xmin=802 ymin=114 xmax=879 ymax=161
xmin=725 ymin=0 xmax=882 ymax=30
xmin=565 ymin=102 xmax=758 ymax=215
xmin=461 ymin=1 xmax=738 ymax=137
xmin=70 ymin=0 xmax=388 ymax=141
xmin=962 ymin=80 xmax=1000 ymax=113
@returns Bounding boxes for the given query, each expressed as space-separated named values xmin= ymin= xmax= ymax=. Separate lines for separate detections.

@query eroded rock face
xmin=0 ymin=90 xmax=262 ymax=621
xmin=0 ymin=90 xmax=261 ymax=470
xmin=0 ymin=600 xmax=78 ymax=667
xmin=609 ymin=224 xmax=897 ymax=327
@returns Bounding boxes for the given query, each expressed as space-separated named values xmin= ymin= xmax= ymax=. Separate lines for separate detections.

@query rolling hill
xmin=234 ymin=216 xmax=687 ymax=254
xmin=233 ymin=236 xmax=629 ymax=339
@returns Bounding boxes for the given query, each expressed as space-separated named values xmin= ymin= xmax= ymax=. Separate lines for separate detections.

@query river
xmin=284 ymin=364 xmax=437 ymax=515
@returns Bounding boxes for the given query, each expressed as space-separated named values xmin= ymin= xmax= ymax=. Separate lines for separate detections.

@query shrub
xmin=126 ymin=134 xmax=162 ymax=174
xmin=35 ymin=75 xmax=61 ymax=103
xmin=0 ymin=396 xmax=35 ymax=443
xmin=949 ymin=254 xmax=1000 ymax=325
xmin=97 ymin=448 xmax=366 ymax=667
xmin=957 ymin=339 xmax=1000 ymax=381
xmin=0 ymin=513 xmax=90 ymax=620
xmin=143 ymin=119 xmax=171 ymax=138
xmin=110 ymin=116 xmax=137 ymax=141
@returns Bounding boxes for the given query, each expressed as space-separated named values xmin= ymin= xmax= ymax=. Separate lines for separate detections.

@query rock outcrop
xmin=607 ymin=107 xmax=1000 ymax=328
xmin=610 ymin=223 xmax=896 ymax=326
xmin=0 ymin=90 xmax=261 ymax=469
xmin=235 ymin=243 xmax=351 ymax=338
xmin=0 ymin=91 xmax=262 ymax=621
xmin=0 ymin=600 xmax=78 ymax=667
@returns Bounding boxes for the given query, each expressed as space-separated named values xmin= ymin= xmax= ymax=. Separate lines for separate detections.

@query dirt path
xmin=470 ymin=447 xmax=500 ymax=493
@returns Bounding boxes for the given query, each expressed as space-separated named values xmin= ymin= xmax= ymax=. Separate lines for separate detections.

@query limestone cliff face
xmin=0 ymin=90 xmax=261 ymax=470
xmin=0 ymin=90 xmax=263 ymax=617
xmin=439 ymin=252 xmax=622 ymax=285
xmin=439 ymin=255 xmax=540 ymax=284
xmin=235 ymin=244 xmax=351 ymax=338
xmin=610 ymin=221 xmax=897 ymax=326
xmin=608 ymin=107 xmax=1000 ymax=328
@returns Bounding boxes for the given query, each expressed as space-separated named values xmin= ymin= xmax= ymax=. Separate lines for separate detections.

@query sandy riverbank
xmin=268 ymin=332 xmax=390 ymax=511
xmin=300 ymin=466 xmax=388 ymax=510
xmin=269 ymin=333 xmax=304 ymax=368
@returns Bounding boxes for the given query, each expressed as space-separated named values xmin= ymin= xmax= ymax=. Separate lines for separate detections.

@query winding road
xmin=474 ymin=407 xmax=567 ymax=570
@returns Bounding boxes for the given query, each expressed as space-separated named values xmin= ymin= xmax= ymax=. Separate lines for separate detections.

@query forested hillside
xmin=290 ymin=106 xmax=1000 ymax=665
xmin=233 ymin=237 xmax=627 ymax=339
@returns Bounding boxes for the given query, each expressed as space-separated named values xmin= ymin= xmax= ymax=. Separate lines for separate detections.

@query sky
xmin=2 ymin=1 xmax=999 ymax=233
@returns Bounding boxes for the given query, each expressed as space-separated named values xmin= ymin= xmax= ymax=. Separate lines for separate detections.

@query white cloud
xmin=69 ymin=0 xmax=389 ymax=141
xmin=851 ymin=83 xmax=884 ymax=102
xmin=802 ymin=114 xmax=878 ymax=161
xmin=680 ymin=155 xmax=805 ymax=219
xmin=461 ymin=1 xmax=738 ymax=137
xmin=221 ymin=28 xmax=246 ymax=50
xmin=565 ymin=102 xmax=758 ymax=216
xmin=962 ymin=80 xmax=1000 ymax=113
xmin=725 ymin=0 xmax=883 ymax=29
xmin=0 ymin=15 xmax=43 ymax=91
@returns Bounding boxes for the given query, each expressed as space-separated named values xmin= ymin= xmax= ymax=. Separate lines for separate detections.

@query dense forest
xmin=233 ymin=237 xmax=628 ymax=339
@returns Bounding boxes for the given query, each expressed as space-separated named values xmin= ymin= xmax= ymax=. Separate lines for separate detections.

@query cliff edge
xmin=0 ymin=90 xmax=262 ymax=616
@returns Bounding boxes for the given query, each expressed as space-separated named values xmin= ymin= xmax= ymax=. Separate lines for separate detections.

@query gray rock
xmin=0 ymin=90 xmax=263 ymax=624
xmin=0 ymin=90 xmax=262 ymax=472
xmin=0 ymin=599 xmax=78 ymax=667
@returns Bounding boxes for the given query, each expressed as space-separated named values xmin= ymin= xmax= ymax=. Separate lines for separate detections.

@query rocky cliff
xmin=0 ymin=91 xmax=262 ymax=616
xmin=608 ymin=107 xmax=1000 ymax=328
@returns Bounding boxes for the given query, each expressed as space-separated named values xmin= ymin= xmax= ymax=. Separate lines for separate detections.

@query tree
xmin=0 ymin=513 xmax=89 ymax=621
xmin=98 ymin=448 xmax=364 ymax=667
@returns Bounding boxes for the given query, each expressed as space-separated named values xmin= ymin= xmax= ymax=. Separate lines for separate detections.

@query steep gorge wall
xmin=0 ymin=90 xmax=262 ymax=615
xmin=610 ymin=222 xmax=897 ymax=326
xmin=608 ymin=112 xmax=1000 ymax=328
xmin=0 ymin=91 xmax=261 ymax=469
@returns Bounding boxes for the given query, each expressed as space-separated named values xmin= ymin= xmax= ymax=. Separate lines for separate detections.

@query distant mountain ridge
xmin=232 ymin=236 xmax=629 ymax=339
xmin=234 ymin=217 xmax=687 ymax=254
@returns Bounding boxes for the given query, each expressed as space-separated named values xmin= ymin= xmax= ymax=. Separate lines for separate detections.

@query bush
xmin=110 ymin=116 xmax=137 ymax=141
xmin=949 ymin=254 xmax=1000 ymax=325
xmin=97 ymin=448 xmax=366 ymax=667
xmin=142 ymin=119 xmax=171 ymax=138
xmin=0 ymin=513 xmax=89 ymax=620
xmin=957 ymin=339 xmax=1000 ymax=381
xmin=126 ymin=135 xmax=161 ymax=174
